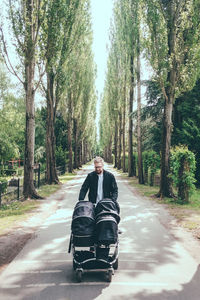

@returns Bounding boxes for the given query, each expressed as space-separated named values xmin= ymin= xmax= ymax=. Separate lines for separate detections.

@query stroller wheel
xmin=73 ymin=260 xmax=77 ymax=270
xmin=76 ymin=269 xmax=83 ymax=282
xmin=105 ymin=269 xmax=113 ymax=282
xmin=113 ymin=258 xmax=118 ymax=270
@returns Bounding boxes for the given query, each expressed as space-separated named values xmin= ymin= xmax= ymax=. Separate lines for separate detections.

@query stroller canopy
xmin=71 ymin=201 xmax=95 ymax=237
xmin=95 ymin=198 xmax=120 ymax=224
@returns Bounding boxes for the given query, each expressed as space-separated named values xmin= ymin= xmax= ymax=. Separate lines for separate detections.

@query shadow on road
xmin=108 ymin=264 xmax=200 ymax=300
xmin=0 ymin=164 xmax=199 ymax=300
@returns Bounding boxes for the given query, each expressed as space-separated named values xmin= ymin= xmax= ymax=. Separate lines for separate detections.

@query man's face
xmin=94 ymin=162 xmax=104 ymax=174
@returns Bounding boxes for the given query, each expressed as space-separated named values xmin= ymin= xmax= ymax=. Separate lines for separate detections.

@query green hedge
xmin=170 ymin=146 xmax=196 ymax=203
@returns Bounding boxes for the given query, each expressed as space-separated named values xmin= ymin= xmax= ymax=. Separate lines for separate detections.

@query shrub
xmin=170 ymin=146 xmax=196 ymax=203
xmin=147 ymin=151 xmax=160 ymax=186
xmin=142 ymin=151 xmax=149 ymax=184
xmin=56 ymin=146 xmax=67 ymax=167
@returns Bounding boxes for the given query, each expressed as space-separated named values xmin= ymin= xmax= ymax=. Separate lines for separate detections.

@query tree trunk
xmin=23 ymin=59 xmax=40 ymax=198
xmin=122 ymin=80 xmax=126 ymax=173
xmin=46 ymin=71 xmax=59 ymax=184
xmin=23 ymin=0 xmax=41 ymax=199
xmin=84 ymin=142 xmax=88 ymax=163
xmin=158 ymin=4 xmax=176 ymax=198
xmin=136 ymin=39 xmax=144 ymax=184
xmin=67 ymin=93 xmax=73 ymax=173
xmin=158 ymin=98 xmax=174 ymax=197
xmin=114 ymin=121 xmax=118 ymax=168
xmin=128 ymin=55 xmax=134 ymax=177
xmin=118 ymin=111 xmax=122 ymax=170
xmin=73 ymin=118 xmax=78 ymax=169
xmin=78 ymin=140 xmax=82 ymax=167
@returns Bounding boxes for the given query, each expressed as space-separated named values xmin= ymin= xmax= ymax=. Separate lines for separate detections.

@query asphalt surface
xmin=0 ymin=164 xmax=200 ymax=300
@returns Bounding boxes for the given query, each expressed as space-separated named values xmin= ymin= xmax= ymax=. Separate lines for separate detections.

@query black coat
xmin=78 ymin=170 xmax=118 ymax=203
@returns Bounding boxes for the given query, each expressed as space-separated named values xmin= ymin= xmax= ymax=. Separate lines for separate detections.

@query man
xmin=78 ymin=157 xmax=118 ymax=203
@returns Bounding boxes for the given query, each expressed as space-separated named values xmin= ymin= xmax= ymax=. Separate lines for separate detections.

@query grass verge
xmin=122 ymin=172 xmax=200 ymax=238
xmin=0 ymin=172 xmax=76 ymax=235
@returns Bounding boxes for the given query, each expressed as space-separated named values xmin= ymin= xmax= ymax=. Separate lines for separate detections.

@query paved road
xmin=0 ymin=164 xmax=200 ymax=300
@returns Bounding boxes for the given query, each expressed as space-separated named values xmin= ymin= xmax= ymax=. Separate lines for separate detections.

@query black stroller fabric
xmin=95 ymin=215 xmax=118 ymax=245
xmin=71 ymin=201 xmax=95 ymax=246
xmin=71 ymin=199 xmax=120 ymax=247
xmin=95 ymin=198 xmax=120 ymax=224
xmin=95 ymin=199 xmax=120 ymax=245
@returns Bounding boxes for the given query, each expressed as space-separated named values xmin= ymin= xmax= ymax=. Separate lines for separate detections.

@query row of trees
xmin=0 ymin=0 xmax=97 ymax=199
xmin=100 ymin=0 xmax=200 ymax=198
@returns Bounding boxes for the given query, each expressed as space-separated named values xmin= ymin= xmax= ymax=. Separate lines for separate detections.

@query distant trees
xmin=100 ymin=0 xmax=144 ymax=181
xmin=0 ymin=0 xmax=97 ymax=198
xmin=1 ymin=0 xmax=46 ymax=198
xmin=100 ymin=0 xmax=200 ymax=200
xmin=1 ymin=0 xmax=200 ymax=202
xmin=144 ymin=0 xmax=200 ymax=197
xmin=0 ymin=63 xmax=25 ymax=164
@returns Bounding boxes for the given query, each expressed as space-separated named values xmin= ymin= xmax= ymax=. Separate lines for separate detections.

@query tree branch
xmin=174 ymin=0 xmax=186 ymax=23
xmin=159 ymin=0 xmax=167 ymax=20
xmin=0 ymin=27 xmax=24 ymax=85
xmin=8 ymin=0 xmax=25 ymax=51
xmin=34 ymin=63 xmax=46 ymax=93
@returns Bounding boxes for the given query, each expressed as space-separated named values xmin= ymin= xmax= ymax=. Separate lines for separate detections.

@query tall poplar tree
xmin=1 ymin=0 xmax=46 ymax=199
xmin=144 ymin=0 xmax=200 ymax=197
xmin=40 ymin=0 xmax=81 ymax=183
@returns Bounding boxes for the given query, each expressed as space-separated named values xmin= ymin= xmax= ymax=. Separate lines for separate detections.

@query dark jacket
xmin=78 ymin=170 xmax=118 ymax=203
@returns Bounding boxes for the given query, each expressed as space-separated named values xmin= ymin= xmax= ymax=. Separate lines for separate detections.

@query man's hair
xmin=94 ymin=156 xmax=104 ymax=165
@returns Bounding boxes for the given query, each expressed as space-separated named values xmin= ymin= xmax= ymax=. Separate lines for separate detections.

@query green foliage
xmin=0 ymin=63 xmax=25 ymax=164
xmin=142 ymin=151 xmax=149 ymax=183
xmin=147 ymin=150 xmax=160 ymax=186
xmin=172 ymin=80 xmax=200 ymax=186
xmin=55 ymin=146 xmax=67 ymax=167
xmin=0 ymin=178 xmax=8 ymax=194
xmin=142 ymin=150 xmax=160 ymax=185
xmin=170 ymin=146 xmax=196 ymax=203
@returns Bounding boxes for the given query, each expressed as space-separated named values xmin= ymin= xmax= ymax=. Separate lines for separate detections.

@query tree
xmin=0 ymin=0 xmax=46 ymax=198
xmin=172 ymin=80 xmax=200 ymax=186
xmin=40 ymin=0 xmax=82 ymax=183
xmin=144 ymin=0 xmax=200 ymax=197
xmin=58 ymin=0 xmax=97 ymax=171
xmin=135 ymin=1 xmax=144 ymax=183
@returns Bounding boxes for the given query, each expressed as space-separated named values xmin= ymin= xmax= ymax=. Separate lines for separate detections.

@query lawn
xmin=123 ymin=172 xmax=200 ymax=238
xmin=0 ymin=172 xmax=76 ymax=235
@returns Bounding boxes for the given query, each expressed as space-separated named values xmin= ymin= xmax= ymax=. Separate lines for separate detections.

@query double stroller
xmin=68 ymin=198 xmax=120 ymax=282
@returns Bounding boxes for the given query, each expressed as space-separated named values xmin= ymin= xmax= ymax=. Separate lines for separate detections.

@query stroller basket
xmin=72 ymin=235 xmax=94 ymax=247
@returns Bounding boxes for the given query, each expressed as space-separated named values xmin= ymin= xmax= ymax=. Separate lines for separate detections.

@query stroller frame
xmin=69 ymin=233 xmax=119 ymax=282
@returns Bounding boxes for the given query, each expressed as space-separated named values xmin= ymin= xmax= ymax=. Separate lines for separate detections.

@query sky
xmin=90 ymin=0 xmax=150 ymax=136
xmin=90 ymin=0 xmax=114 ymax=136
xmin=90 ymin=0 xmax=114 ymax=96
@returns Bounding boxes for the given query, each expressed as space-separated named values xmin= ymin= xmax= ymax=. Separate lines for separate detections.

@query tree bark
xmin=23 ymin=0 xmax=41 ymax=199
xmin=159 ymin=97 xmax=174 ymax=197
xmin=117 ymin=111 xmax=122 ymax=170
xmin=73 ymin=118 xmax=78 ymax=169
xmin=128 ymin=55 xmax=134 ymax=177
xmin=23 ymin=58 xmax=40 ymax=198
xmin=158 ymin=3 xmax=177 ymax=198
xmin=136 ymin=38 xmax=144 ymax=184
xmin=67 ymin=92 xmax=73 ymax=173
xmin=46 ymin=71 xmax=59 ymax=184
xmin=78 ymin=140 xmax=83 ymax=167
xmin=122 ymin=78 xmax=126 ymax=172
xmin=114 ymin=120 xmax=118 ymax=168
